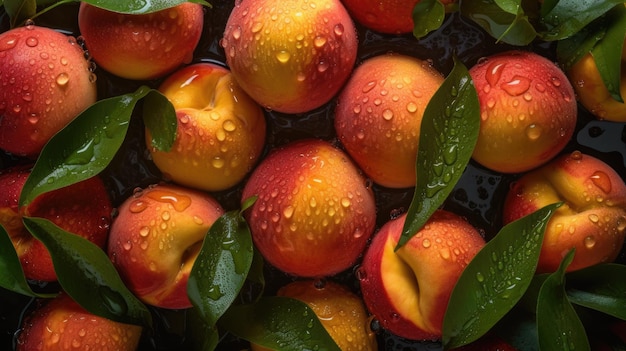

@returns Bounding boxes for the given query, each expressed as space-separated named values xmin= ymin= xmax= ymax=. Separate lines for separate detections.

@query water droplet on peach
xmin=486 ymin=61 xmax=505 ymax=86
xmin=25 ymin=37 xmax=38 ymax=47
xmin=422 ymin=239 xmax=431 ymax=248
xmin=129 ymin=200 xmax=147 ymax=213
xmin=275 ymin=50 xmax=291 ymax=63
xmin=584 ymin=235 xmax=596 ymax=249
xmin=525 ymin=124 xmax=542 ymax=140
xmin=382 ymin=109 xmax=393 ymax=121
xmin=334 ymin=23 xmax=344 ymax=36
xmin=502 ymin=75 xmax=531 ymax=96
xmin=55 ymin=72 xmax=69 ymax=86
xmin=590 ymin=171 xmax=612 ymax=193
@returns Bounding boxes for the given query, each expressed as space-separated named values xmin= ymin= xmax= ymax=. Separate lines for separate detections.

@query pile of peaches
xmin=1 ymin=0 xmax=626 ymax=350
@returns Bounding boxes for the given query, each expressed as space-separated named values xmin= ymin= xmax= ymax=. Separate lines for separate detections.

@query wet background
xmin=1 ymin=1 xmax=626 ymax=350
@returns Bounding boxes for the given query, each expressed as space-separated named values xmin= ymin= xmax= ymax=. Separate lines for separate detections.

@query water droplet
xmin=570 ymin=150 xmax=583 ymax=160
xmin=251 ymin=22 xmax=264 ymax=33
xmin=476 ymin=272 xmax=485 ymax=282
xmin=25 ymin=37 xmax=38 ymax=47
xmin=362 ymin=81 xmax=376 ymax=93
xmin=333 ymin=23 xmax=344 ymax=36
xmin=317 ymin=61 xmax=329 ymax=73
xmin=282 ymin=206 xmax=294 ymax=219
xmin=590 ymin=171 xmax=612 ymax=193
xmin=525 ymin=124 xmax=542 ymax=140
xmin=313 ymin=36 xmax=327 ymax=48
xmin=406 ymin=102 xmax=418 ymax=113
xmin=501 ymin=75 xmax=531 ymax=96
xmin=0 ymin=34 xmax=18 ymax=51
xmin=486 ymin=62 xmax=505 ymax=86
xmin=382 ymin=109 xmax=393 ymax=121
xmin=56 ymin=73 xmax=69 ymax=86
xmin=584 ymin=235 xmax=596 ymax=249
xmin=422 ymin=239 xmax=431 ymax=248
xmin=275 ymin=50 xmax=291 ymax=63
xmin=129 ymin=200 xmax=147 ymax=213
xmin=146 ymin=189 xmax=192 ymax=212
xmin=223 ymin=119 xmax=236 ymax=132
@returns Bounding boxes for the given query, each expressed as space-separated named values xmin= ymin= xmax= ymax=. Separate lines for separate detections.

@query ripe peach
xmin=0 ymin=25 xmax=97 ymax=157
xmin=108 ymin=183 xmax=224 ymax=309
xmin=335 ymin=53 xmax=444 ymax=188
xmin=221 ymin=0 xmax=358 ymax=113
xmin=503 ymin=151 xmax=626 ymax=273
xmin=78 ymin=2 xmax=204 ymax=80
xmin=567 ymin=41 xmax=626 ymax=122
xmin=251 ymin=280 xmax=378 ymax=351
xmin=469 ymin=50 xmax=577 ymax=173
xmin=16 ymin=293 xmax=142 ymax=351
xmin=341 ymin=0 xmax=457 ymax=34
xmin=241 ymin=139 xmax=376 ymax=277
xmin=358 ymin=210 xmax=485 ymax=340
xmin=0 ymin=165 xmax=112 ymax=282
xmin=147 ymin=63 xmax=266 ymax=192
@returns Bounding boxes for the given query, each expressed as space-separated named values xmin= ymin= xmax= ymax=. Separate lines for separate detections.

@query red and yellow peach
xmin=251 ymin=280 xmax=378 ymax=351
xmin=16 ymin=293 xmax=142 ymax=351
xmin=335 ymin=53 xmax=444 ymax=188
xmin=147 ymin=63 xmax=266 ymax=192
xmin=107 ymin=183 xmax=224 ymax=309
xmin=567 ymin=40 xmax=626 ymax=122
xmin=341 ymin=0 xmax=457 ymax=34
xmin=221 ymin=0 xmax=358 ymax=113
xmin=503 ymin=151 xmax=626 ymax=273
xmin=0 ymin=25 xmax=97 ymax=157
xmin=0 ymin=165 xmax=112 ymax=282
xmin=358 ymin=210 xmax=485 ymax=340
xmin=469 ymin=50 xmax=577 ymax=173
xmin=78 ymin=2 xmax=204 ymax=80
xmin=241 ymin=139 xmax=377 ymax=277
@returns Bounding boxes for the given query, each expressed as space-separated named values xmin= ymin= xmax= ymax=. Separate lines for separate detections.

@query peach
xmin=16 ymin=293 xmax=142 ymax=351
xmin=78 ymin=2 xmax=204 ymax=80
xmin=0 ymin=25 xmax=97 ymax=157
xmin=335 ymin=53 xmax=444 ymax=188
xmin=358 ymin=210 xmax=485 ymax=340
xmin=251 ymin=280 xmax=378 ymax=351
xmin=241 ymin=139 xmax=376 ymax=277
xmin=0 ymin=165 xmax=112 ymax=282
xmin=469 ymin=50 xmax=577 ymax=173
xmin=107 ymin=183 xmax=224 ymax=309
xmin=221 ymin=0 xmax=358 ymax=113
xmin=503 ymin=151 xmax=626 ymax=273
xmin=567 ymin=41 xmax=626 ymax=122
xmin=147 ymin=63 xmax=266 ymax=192
xmin=341 ymin=0 xmax=457 ymax=34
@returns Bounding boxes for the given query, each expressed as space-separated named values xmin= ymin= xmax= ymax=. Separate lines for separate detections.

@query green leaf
xmin=19 ymin=86 xmax=176 ymax=207
xmin=412 ymin=0 xmax=445 ymax=39
xmin=220 ymin=296 xmax=341 ymax=351
xmin=187 ymin=207 xmax=254 ymax=327
xmin=397 ymin=56 xmax=480 ymax=249
xmin=590 ymin=5 xmax=626 ymax=103
xmin=539 ymin=0 xmax=624 ymax=41
xmin=537 ymin=249 xmax=590 ymax=351
xmin=143 ymin=89 xmax=177 ymax=152
xmin=23 ymin=217 xmax=152 ymax=327
xmin=460 ymin=0 xmax=538 ymax=46
xmin=556 ymin=17 xmax=606 ymax=70
xmin=4 ymin=0 xmax=36 ymax=28
xmin=566 ymin=263 xmax=626 ymax=320
xmin=54 ymin=0 xmax=210 ymax=14
xmin=0 ymin=224 xmax=55 ymax=298
xmin=442 ymin=202 xmax=561 ymax=349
